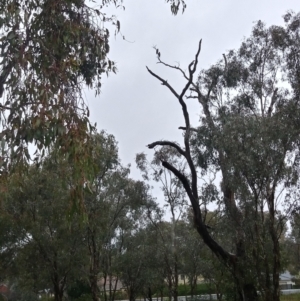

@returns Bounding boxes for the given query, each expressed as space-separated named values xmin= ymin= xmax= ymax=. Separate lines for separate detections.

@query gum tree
xmin=136 ymin=149 xmax=188 ymax=301
xmin=2 ymin=156 xmax=86 ymax=301
xmin=146 ymin=11 xmax=300 ymax=301
xmin=82 ymin=132 xmax=156 ymax=301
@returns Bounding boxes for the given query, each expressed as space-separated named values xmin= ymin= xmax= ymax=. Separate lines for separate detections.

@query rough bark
xmin=90 ymin=272 xmax=100 ymax=301
xmin=52 ymin=272 xmax=65 ymax=301
xmin=88 ymin=232 xmax=100 ymax=301
xmin=190 ymin=276 xmax=197 ymax=297
xmin=148 ymin=287 xmax=153 ymax=301
xmin=268 ymin=191 xmax=281 ymax=301
xmin=128 ymin=287 xmax=135 ymax=301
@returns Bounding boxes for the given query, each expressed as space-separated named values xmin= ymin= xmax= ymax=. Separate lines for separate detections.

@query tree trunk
xmin=216 ymin=291 xmax=223 ymax=301
xmin=268 ymin=191 xmax=281 ymax=301
xmin=53 ymin=288 xmax=64 ymax=301
xmin=53 ymin=278 xmax=64 ymax=301
xmin=173 ymin=287 xmax=178 ymax=301
xmin=111 ymin=276 xmax=119 ymax=301
xmin=129 ymin=287 xmax=135 ymax=301
xmin=160 ymin=288 xmax=164 ymax=301
xmin=216 ymin=295 xmax=223 ymax=301
xmin=91 ymin=280 xmax=100 ymax=301
xmin=190 ymin=276 xmax=197 ymax=297
xmin=232 ymin=261 xmax=259 ymax=301
xmin=242 ymin=283 xmax=258 ymax=301
xmin=168 ymin=280 xmax=172 ymax=301
xmin=148 ymin=287 xmax=153 ymax=301
xmin=52 ymin=258 xmax=66 ymax=301
xmin=103 ymin=273 xmax=107 ymax=301
xmin=173 ymin=260 xmax=178 ymax=301
xmin=109 ymin=274 xmax=112 ymax=301
xmin=88 ymin=230 xmax=100 ymax=301
xmin=90 ymin=269 xmax=100 ymax=301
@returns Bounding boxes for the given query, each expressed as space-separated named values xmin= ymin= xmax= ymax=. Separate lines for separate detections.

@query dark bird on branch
xmin=156 ymin=48 xmax=161 ymax=58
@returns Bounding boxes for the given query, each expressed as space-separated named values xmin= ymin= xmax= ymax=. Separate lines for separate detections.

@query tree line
xmin=0 ymin=131 xmax=229 ymax=301
xmin=1 ymin=130 xmax=300 ymax=301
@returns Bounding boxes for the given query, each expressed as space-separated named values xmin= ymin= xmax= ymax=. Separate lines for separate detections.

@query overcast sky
xmin=86 ymin=0 xmax=300 ymax=189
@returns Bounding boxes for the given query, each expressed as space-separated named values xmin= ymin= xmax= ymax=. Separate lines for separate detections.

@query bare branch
xmin=180 ymin=40 xmax=202 ymax=100
xmin=147 ymin=140 xmax=186 ymax=157
xmin=191 ymin=40 xmax=202 ymax=74
xmin=186 ymin=95 xmax=198 ymax=99
xmin=154 ymin=51 xmax=190 ymax=81
xmin=162 ymin=159 xmax=234 ymax=263
xmin=146 ymin=66 xmax=180 ymax=99
xmin=161 ymin=160 xmax=197 ymax=205
xmin=0 ymin=104 xmax=12 ymax=110
xmin=222 ymin=53 xmax=228 ymax=71
xmin=147 ymin=39 xmax=234 ymax=264
xmin=178 ymin=126 xmax=197 ymax=132
xmin=267 ymin=88 xmax=278 ymax=117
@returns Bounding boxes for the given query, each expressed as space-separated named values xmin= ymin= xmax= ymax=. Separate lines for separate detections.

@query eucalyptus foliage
xmin=0 ymin=0 xmax=189 ymax=204
xmin=0 ymin=0 xmax=121 ymax=167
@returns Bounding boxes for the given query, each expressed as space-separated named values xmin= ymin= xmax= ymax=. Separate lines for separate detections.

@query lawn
xmin=281 ymin=294 xmax=300 ymax=301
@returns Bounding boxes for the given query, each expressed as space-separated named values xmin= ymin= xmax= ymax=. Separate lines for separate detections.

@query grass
xmin=281 ymin=293 xmax=300 ymax=301
xmin=177 ymin=283 xmax=213 ymax=296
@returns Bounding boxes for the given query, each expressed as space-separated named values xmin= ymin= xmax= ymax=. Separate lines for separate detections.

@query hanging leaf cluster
xmin=0 ymin=0 xmax=120 ymax=172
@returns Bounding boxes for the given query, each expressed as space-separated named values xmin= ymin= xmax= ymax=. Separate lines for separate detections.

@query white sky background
xmin=86 ymin=0 xmax=300 ymax=211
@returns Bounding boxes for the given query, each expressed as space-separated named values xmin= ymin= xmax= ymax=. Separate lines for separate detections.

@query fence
xmin=281 ymin=289 xmax=300 ymax=295
xmin=131 ymin=290 xmax=300 ymax=301
xmin=186 ymin=295 xmax=218 ymax=301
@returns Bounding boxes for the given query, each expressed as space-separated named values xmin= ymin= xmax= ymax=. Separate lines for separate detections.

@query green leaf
xmin=7 ymin=31 xmax=16 ymax=40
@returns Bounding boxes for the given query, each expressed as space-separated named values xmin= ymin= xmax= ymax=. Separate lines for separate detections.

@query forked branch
xmin=146 ymin=40 xmax=202 ymax=132
xmin=146 ymin=40 xmax=234 ymax=265
xmin=146 ymin=67 xmax=180 ymax=99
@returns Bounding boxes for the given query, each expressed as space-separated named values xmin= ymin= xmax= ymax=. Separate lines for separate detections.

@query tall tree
xmin=81 ymin=132 xmax=155 ymax=301
xmin=2 ymin=156 xmax=86 ymax=301
xmin=179 ymin=212 xmax=207 ymax=298
xmin=146 ymin=11 xmax=300 ymax=301
xmin=118 ymin=224 xmax=151 ymax=301
xmin=136 ymin=149 xmax=188 ymax=301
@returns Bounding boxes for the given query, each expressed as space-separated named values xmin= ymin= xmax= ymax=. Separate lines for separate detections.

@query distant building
xmin=178 ymin=275 xmax=204 ymax=285
xmin=98 ymin=277 xmax=125 ymax=292
xmin=279 ymin=271 xmax=295 ymax=290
